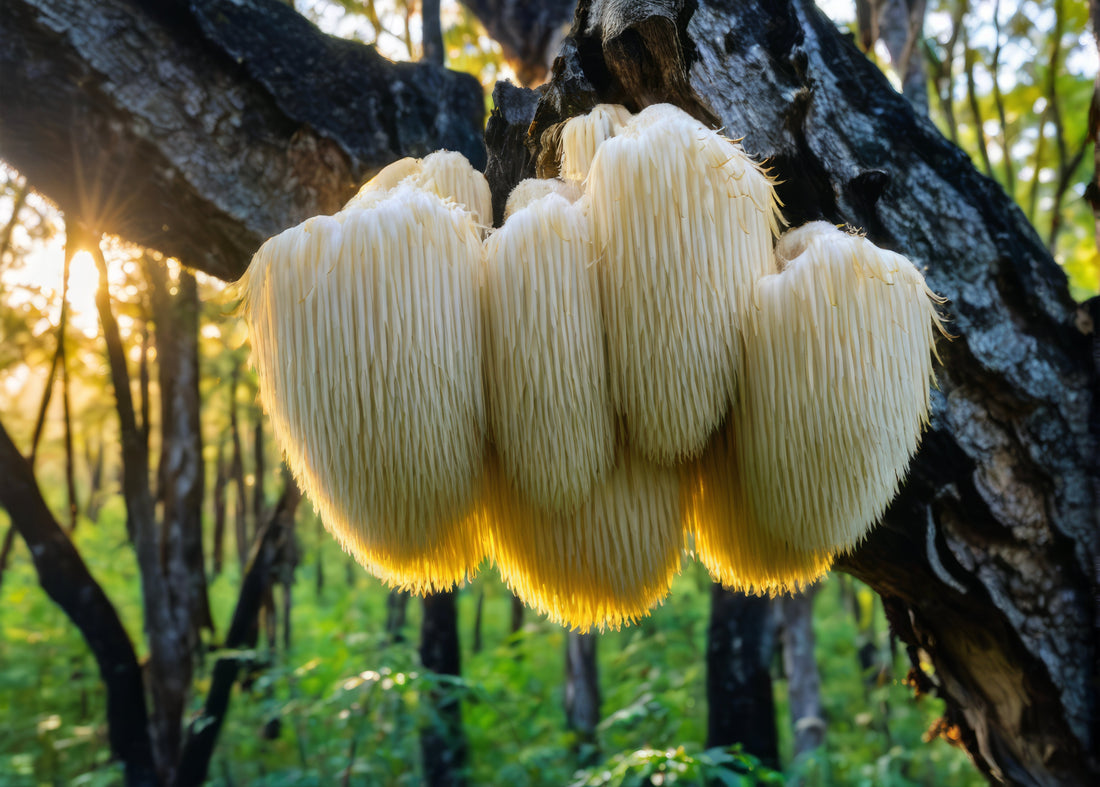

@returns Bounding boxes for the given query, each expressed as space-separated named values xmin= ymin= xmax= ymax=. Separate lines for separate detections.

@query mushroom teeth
xmin=484 ymin=448 xmax=685 ymax=632
xmin=693 ymin=221 xmax=943 ymax=589
xmin=559 ymin=103 xmax=634 ymax=182
xmin=682 ymin=422 xmax=834 ymax=595
xmin=587 ymin=102 xmax=783 ymax=466
xmin=241 ymin=186 xmax=488 ymax=591
xmin=483 ymin=193 xmax=615 ymax=513
xmin=503 ymin=178 xmax=583 ymax=220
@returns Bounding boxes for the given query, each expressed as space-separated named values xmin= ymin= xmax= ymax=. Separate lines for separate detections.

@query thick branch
xmin=0 ymin=0 xmax=487 ymax=280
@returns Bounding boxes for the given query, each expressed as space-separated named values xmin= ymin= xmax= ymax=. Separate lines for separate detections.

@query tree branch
xmin=0 ymin=418 xmax=158 ymax=787
xmin=0 ymin=0 xmax=487 ymax=280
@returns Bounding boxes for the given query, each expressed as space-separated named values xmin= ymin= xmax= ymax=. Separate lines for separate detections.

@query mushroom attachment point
xmin=239 ymin=185 xmax=488 ymax=592
xmin=687 ymin=221 xmax=944 ymax=593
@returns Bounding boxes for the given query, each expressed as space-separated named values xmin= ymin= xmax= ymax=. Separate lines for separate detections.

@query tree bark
xmin=485 ymin=2 xmax=1098 ymax=782
xmin=420 ymin=591 xmax=467 ymax=787
xmin=705 ymin=586 xmax=779 ymax=768
xmin=146 ymin=262 xmax=214 ymax=637
xmin=0 ymin=419 xmax=158 ymax=787
xmin=564 ymin=631 xmax=600 ymax=766
xmin=0 ymin=0 xmax=487 ymax=280
xmin=777 ymin=587 xmax=825 ymax=758
xmin=91 ymin=235 xmax=191 ymax=785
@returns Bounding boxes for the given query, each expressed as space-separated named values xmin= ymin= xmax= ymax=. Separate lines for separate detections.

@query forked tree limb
xmin=0 ymin=419 xmax=159 ymax=787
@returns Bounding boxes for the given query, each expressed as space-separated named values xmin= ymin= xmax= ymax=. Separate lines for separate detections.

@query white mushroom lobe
xmin=688 ymin=221 xmax=943 ymax=592
xmin=587 ymin=103 xmax=782 ymax=464
xmin=483 ymin=193 xmax=615 ymax=512
xmin=241 ymin=186 xmax=488 ymax=591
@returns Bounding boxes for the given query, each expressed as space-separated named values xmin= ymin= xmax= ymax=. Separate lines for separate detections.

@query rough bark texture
xmin=0 ymin=420 xmax=158 ymax=787
xmin=420 ymin=591 xmax=467 ymax=787
xmin=487 ymin=2 xmax=1097 ymax=783
xmin=777 ymin=588 xmax=825 ymax=758
xmin=705 ymin=586 xmax=779 ymax=768
xmin=0 ymin=0 xmax=487 ymax=280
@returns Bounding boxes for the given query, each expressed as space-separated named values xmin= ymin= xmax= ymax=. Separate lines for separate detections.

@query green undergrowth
xmin=0 ymin=503 xmax=981 ymax=786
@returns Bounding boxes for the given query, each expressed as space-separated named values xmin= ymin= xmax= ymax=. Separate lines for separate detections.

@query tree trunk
xmin=705 ymin=585 xmax=779 ymax=768
xmin=212 ymin=439 xmax=227 ymax=577
xmin=484 ymin=2 xmax=1098 ymax=782
xmin=386 ymin=588 xmax=411 ymax=644
xmin=147 ymin=261 xmax=214 ymax=639
xmin=0 ymin=420 xmax=159 ymax=787
xmin=419 ymin=591 xmax=467 ymax=787
xmin=777 ymin=587 xmax=825 ymax=759
xmin=564 ymin=631 xmax=600 ymax=766
xmin=90 ymin=235 xmax=190 ymax=786
xmin=229 ymin=369 xmax=249 ymax=567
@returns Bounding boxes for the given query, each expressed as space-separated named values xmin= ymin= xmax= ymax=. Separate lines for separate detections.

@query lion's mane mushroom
xmin=344 ymin=151 xmax=491 ymax=229
xmin=559 ymin=103 xmax=634 ymax=182
xmin=240 ymin=185 xmax=488 ymax=592
xmin=686 ymin=221 xmax=944 ymax=592
xmin=483 ymin=191 xmax=615 ymax=511
xmin=586 ymin=103 xmax=783 ymax=465
xmin=485 ymin=448 xmax=684 ymax=631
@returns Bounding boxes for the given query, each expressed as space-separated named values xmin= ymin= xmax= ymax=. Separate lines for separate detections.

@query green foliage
xmin=569 ymin=745 xmax=783 ymax=787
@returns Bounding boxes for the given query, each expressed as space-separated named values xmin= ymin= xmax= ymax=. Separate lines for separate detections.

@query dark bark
xmin=564 ymin=631 xmax=600 ymax=765
xmin=252 ymin=413 xmax=265 ymax=527
xmin=91 ymin=234 xmax=191 ymax=785
xmin=386 ymin=589 xmax=411 ymax=644
xmin=509 ymin=593 xmax=525 ymax=638
xmin=0 ymin=419 xmax=158 ymax=787
xmin=420 ymin=591 xmax=467 ymax=787
xmin=422 ymin=0 xmax=444 ymax=66
xmin=60 ymin=311 xmax=78 ymax=532
xmin=462 ymin=0 xmax=575 ymax=86
xmin=486 ymin=3 xmax=1098 ymax=782
xmin=705 ymin=586 xmax=779 ymax=768
xmin=229 ymin=369 xmax=248 ymax=566
xmin=212 ymin=439 xmax=227 ymax=576
xmin=0 ymin=0 xmax=487 ymax=280
xmin=146 ymin=262 xmax=213 ymax=636
xmin=176 ymin=481 xmax=302 ymax=787
xmin=858 ymin=0 xmax=929 ymax=115
xmin=84 ymin=438 xmax=105 ymax=523
xmin=472 ymin=589 xmax=485 ymax=654
xmin=777 ymin=588 xmax=825 ymax=758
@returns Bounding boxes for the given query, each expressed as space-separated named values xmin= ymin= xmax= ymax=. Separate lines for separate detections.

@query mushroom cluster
xmin=239 ymin=103 xmax=944 ymax=630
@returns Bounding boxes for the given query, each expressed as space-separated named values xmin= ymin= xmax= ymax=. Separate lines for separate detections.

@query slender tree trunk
xmin=229 ymin=369 xmax=248 ymax=567
xmin=419 ymin=591 xmax=467 ymax=787
xmin=0 ymin=419 xmax=158 ymax=787
xmin=472 ymin=589 xmax=485 ymax=654
xmin=777 ymin=587 xmax=825 ymax=758
xmin=60 ymin=336 xmax=78 ymax=532
xmin=510 ymin=593 xmax=525 ymax=637
xmin=386 ymin=589 xmax=410 ymax=644
xmin=83 ymin=438 xmax=105 ymax=523
xmin=147 ymin=261 xmax=213 ymax=637
xmin=564 ymin=631 xmax=600 ymax=766
xmin=91 ymin=233 xmax=189 ymax=786
xmin=422 ymin=0 xmax=444 ymax=66
xmin=212 ymin=439 xmax=227 ymax=577
xmin=705 ymin=585 xmax=779 ymax=768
